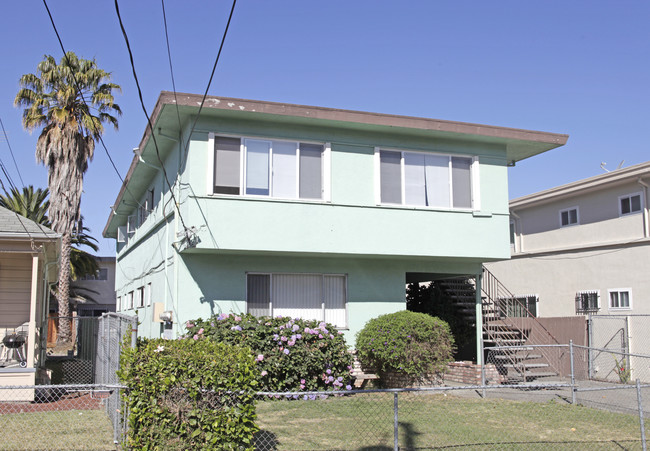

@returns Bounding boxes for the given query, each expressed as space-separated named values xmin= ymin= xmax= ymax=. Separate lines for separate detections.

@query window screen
xmin=214 ymin=136 xmax=241 ymax=194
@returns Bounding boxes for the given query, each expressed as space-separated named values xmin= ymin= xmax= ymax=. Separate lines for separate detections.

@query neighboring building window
xmin=619 ymin=193 xmax=642 ymax=216
xmin=499 ymin=295 xmax=538 ymax=317
xmin=213 ymin=136 xmax=325 ymax=200
xmin=575 ymin=290 xmax=599 ymax=314
xmin=116 ymin=296 xmax=121 ymax=311
xmin=80 ymin=268 xmax=108 ymax=281
xmin=127 ymin=291 xmax=134 ymax=310
xmin=377 ymin=149 xmax=476 ymax=209
xmin=559 ymin=207 xmax=579 ymax=227
xmin=509 ymin=221 xmax=515 ymax=246
xmin=246 ymin=273 xmax=347 ymax=328
xmin=609 ymin=289 xmax=631 ymax=309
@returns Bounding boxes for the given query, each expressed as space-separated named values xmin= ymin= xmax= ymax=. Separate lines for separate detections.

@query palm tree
xmin=15 ymin=52 xmax=121 ymax=343
xmin=0 ymin=186 xmax=50 ymax=225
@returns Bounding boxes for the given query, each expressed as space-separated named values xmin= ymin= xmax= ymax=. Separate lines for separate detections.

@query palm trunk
xmin=56 ymin=231 xmax=72 ymax=343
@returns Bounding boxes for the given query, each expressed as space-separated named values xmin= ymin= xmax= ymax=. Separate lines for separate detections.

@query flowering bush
xmin=185 ymin=314 xmax=353 ymax=392
xmin=355 ymin=310 xmax=455 ymax=377
xmin=118 ymin=337 xmax=258 ymax=449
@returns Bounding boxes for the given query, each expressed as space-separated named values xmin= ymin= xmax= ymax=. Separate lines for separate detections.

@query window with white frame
xmin=559 ymin=207 xmax=579 ymax=227
xmin=212 ymin=135 xmax=327 ymax=200
xmin=135 ymin=286 xmax=145 ymax=308
xmin=116 ymin=296 xmax=121 ymax=311
xmin=127 ymin=291 xmax=134 ymax=310
xmin=575 ymin=290 xmax=599 ymax=314
xmin=609 ymin=289 xmax=631 ymax=309
xmin=138 ymin=189 xmax=155 ymax=224
xmin=377 ymin=149 xmax=478 ymax=209
xmin=246 ymin=273 xmax=347 ymax=328
xmin=619 ymin=193 xmax=642 ymax=216
xmin=498 ymin=294 xmax=538 ymax=317
xmin=145 ymin=283 xmax=152 ymax=307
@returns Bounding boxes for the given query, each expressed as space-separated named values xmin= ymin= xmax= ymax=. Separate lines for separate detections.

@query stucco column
xmin=475 ymin=272 xmax=483 ymax=366
xmin=27 ymin=255 xmax=39 ymax=368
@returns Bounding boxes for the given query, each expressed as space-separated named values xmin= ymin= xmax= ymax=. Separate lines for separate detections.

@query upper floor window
xmin=575 ymin=290 xmax=599 ymax=314
xmin=559 ymin=207 xmax=579 ymax=227
xmin=619 ymin=193 xmax=642 ymax=216
xmin=377 ymin=149 xmax=478 ymax=209
xmin=212 ymin=135 xmax=327 ymax=200
xmin=609 ymin=289 xmax=631 ymax=310
xmin=80 ymin=268 xmax=109 ymax=281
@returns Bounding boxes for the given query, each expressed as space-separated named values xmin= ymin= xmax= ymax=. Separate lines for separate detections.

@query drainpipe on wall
xmin=637 ymin=177 xmax=649 ymax=238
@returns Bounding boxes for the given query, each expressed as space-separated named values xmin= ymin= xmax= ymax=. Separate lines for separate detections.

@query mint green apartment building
xmin=103 ymin=92 xmax=567 ymax=348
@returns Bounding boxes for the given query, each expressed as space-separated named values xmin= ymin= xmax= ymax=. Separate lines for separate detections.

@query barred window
xmin=576 ymin=291 xmax=599 ymax=314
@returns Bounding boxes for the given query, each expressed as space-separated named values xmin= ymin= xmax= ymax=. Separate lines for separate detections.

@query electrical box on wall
xmin=153 ymin=302 xmax=164 ymax=322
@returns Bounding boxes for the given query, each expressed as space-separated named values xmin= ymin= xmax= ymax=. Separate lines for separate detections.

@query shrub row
xmin=185 ymin=313 xmax=354 ymax=392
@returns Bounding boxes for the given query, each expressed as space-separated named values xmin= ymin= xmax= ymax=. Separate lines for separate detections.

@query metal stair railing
xmin=481 ymin=266 xmax=563 ymax=380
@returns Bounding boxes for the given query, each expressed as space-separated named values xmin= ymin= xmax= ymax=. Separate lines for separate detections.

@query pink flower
xmin=261 ymin=370 xmax=268 ymax=376
xmin=234 ymin=316 xmax=242 ymax=322
xmin=198 ymin=328 xmax=204 ymax=334
xmin=257 ymin=354 xmax=264 ymax=361
xmin=301 ymin=379 xmax=306 ymax=384
xmin=193 ymin=335 xmax=199 ymax=340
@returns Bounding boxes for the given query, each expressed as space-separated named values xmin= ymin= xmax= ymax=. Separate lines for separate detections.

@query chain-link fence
xmin=1 ymin=380 xmax=648 ymax=449
xmin=0 ymin=384 xmax=126 ymax=450
xmin=590 ymin=314 xmax=650 ymax=384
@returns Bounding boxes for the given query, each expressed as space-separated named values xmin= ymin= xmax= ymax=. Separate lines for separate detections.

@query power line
xmin=160 ymin=0 xmax=183 ymax=135
xmin=181 ymin=0 xmax=237 ymax=167
xmin=0 ymin=117 xmax=25 ymax=187
xmin=41 ymin=0 xmax=147 ymax=213
xmin=114 ymin=0 xmax=190 ymax=234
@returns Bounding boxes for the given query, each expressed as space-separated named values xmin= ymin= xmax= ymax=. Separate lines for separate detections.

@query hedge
xmin=118 ymin=337 xmax=258 ymax=450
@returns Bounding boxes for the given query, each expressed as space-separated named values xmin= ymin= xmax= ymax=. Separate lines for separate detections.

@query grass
xmin=255 ymin=392 xmax=644 ymax=450
xmin=0 ymin=409 xmax=115 ymax=450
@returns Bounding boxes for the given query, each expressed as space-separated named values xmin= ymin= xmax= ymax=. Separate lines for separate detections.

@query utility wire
xmin=114 ymin=0 xmax=190 ymax=234
xmin=0 ymin=117 xmax=25 ymax=187
xmin=180 ymin=0 xmax=237 ymax=167
xmin=160 ymin=0 xmax=183 ymax=135
xmin=42 ymin=0 xmax=147 ymax=213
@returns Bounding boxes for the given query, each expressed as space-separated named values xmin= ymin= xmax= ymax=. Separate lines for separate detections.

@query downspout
xmin=510 ymin=210 xmax=523 ymax=253
xmin=637 ymin=177 xmax=649 ymax=238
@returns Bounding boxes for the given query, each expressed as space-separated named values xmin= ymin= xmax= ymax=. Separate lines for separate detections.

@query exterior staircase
xmin=439 ymin=267 xmax=562 ymax=383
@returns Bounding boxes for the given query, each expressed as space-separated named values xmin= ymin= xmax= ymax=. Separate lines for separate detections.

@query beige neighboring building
xmin=486 ymin=161 xmax=650 ymax=318
xmin=0 ymin=207 xmax=60 ymax=398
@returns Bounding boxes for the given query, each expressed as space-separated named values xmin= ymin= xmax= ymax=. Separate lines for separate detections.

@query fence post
xmin=394 ymin=392 xmax=399 ymax=451
xmin=587 ymin=312 xmax=594 ymax=380
xmin=131 ymin=318 xmax=138 ymax=349
xmin=570 ymin=340 xmax=576 ymax=405
xmin=637 ymin=379 xmax=647 ymax=451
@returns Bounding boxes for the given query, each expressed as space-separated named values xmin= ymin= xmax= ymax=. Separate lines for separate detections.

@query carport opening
xmin=405 ymin=272 xmax=478 ymax=362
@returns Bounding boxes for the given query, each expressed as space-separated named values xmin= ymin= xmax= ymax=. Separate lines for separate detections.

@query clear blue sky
xmin=1 ymin=1 xmax=649 ymax=255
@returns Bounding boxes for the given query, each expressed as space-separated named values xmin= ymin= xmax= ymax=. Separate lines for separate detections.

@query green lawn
xmin=255 ymin=392 xmax=644 ymax=450
xmin=0 ymin=409 xmax=115 ymax=450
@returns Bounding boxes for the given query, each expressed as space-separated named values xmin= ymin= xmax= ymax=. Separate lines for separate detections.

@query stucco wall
xmin=486 ymin=243 xmax=650 ymax=317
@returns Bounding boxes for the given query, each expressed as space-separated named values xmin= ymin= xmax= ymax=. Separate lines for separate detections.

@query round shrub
xmin=186 ymin=313 xmax=354 ymax=392
xmin=118 ymin=337 xmax=259 ymax=450
xmin=355 ymin=310 xmax=455 ymax=376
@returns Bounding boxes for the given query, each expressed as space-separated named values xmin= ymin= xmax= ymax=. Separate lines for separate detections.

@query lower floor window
xmin=247 ymin=273 xmax=347 ymax=328
xmin=609 ymin=289 xmax=631 ymax=309
xmin=499 ymin=295 xmax=537 ymax=317
xmin=576 ymin=291 xmax=599 ymax=314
